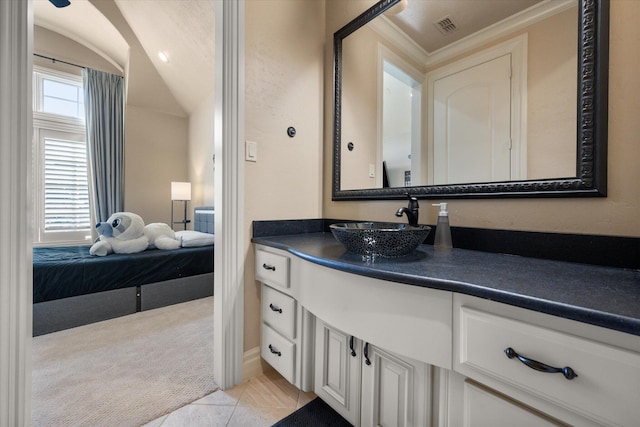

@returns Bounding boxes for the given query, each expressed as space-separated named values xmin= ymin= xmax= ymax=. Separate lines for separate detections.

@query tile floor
xmin=142 ymin=368 xmax=316 ymax=427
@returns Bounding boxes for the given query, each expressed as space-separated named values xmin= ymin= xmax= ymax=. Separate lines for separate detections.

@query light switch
xmin=246 ymin=140 xmax=257 ymax=162
xmin=369 ymin=163 xmax=375 ymax=178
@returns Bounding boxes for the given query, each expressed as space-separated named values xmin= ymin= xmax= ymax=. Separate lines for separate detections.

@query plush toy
xmin=89 ymin=212 xmax=180 ymax=256
xmin=145 ymin=222 xmax=182 ymax=250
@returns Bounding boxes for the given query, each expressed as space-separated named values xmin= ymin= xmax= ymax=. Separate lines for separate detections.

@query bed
xmin=33 ymin=207 xmax=215 ymax=336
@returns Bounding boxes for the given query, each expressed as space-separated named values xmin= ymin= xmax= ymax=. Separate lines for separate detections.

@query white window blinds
xmin=43 ymin=136 xmax=90 ymax=231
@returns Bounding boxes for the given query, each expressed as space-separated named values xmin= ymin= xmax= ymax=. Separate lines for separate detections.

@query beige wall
xmin=340 ymin=26 xmax=380 ymax=190
xmin=244 ymin=0 xmax=325 ymax=351
xmin=525 ymin=8 xmax=577 ymax=179
xmin=324 ymin=0 xmax=640 ymax=238
xmin=189 ymin=92 xmax=216 ymax=209
xmin=124 ymin=105 xmax=188 ymax=224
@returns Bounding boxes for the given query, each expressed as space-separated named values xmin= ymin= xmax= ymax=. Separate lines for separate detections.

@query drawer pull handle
xmin=262 ymin=263 xmax=276 ymax=271
xmin=349 ymin=336 xmax=356 ymax=357
xmin=364 ymin=342 xmax=371 ymax=366
xmin=269 ymin=303 xmax=282 ymax=314
xmin=504 ymin=347 xmax=578 ymax=380
xmin=268 ymin=344 xmax=281 ymax=357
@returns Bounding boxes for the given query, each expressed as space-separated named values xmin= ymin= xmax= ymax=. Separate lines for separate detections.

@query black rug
xmin=272 ymin=397 xmax=352 ymax=427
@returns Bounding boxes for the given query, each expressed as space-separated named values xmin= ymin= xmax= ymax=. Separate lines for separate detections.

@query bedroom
xmin=28 ymin=0 xmax=217 ymax=424
xmin=2 ymin=0 xmax=639 ymax=426
xmin=30 ymin=0 xmax=216 ymax=335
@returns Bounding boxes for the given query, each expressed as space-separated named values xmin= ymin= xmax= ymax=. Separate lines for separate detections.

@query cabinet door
xmin=314 ymin=319 xmax=361 ymax=426
xmin=463 ymin=381 xmax=563 ymax=427
xmin=361 ymin=344 xmax=430 ymax=427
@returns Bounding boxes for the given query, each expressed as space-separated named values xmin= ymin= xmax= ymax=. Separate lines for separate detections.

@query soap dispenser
xmin=432 ymin=203 xmax=453 ymax=250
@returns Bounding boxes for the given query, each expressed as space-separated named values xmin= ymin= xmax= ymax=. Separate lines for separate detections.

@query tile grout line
xmin=225 ymin=382 xmax=247 ymax=426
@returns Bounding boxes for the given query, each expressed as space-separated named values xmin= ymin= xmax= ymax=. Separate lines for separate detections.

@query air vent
xmin=434 ymin=16 xmax=458 ymax=35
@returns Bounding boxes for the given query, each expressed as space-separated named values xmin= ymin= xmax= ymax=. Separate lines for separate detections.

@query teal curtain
xmin=83 ymin=68 xmax=124 ymax=224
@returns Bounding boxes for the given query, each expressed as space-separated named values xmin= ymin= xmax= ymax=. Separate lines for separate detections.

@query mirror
xmin=332 ymin=0 xmax=609 ymax=199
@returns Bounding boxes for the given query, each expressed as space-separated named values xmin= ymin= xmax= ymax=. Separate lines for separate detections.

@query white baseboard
xmin=242 ymin=346 xmax=265 ymax=381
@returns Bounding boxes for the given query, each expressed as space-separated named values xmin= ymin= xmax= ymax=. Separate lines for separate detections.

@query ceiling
xmin=114 ymin=0 xmax=215 ymax=115
xmin=386 ymin=0 xmax=543 ymax=53
xmin=34 ymin=0 xmax=215 ymax=116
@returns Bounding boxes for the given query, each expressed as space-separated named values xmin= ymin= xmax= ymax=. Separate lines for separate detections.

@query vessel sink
xmin=330 ymin=222 xmax=431 ymax=258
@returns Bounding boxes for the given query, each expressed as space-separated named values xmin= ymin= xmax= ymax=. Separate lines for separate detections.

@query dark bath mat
xmin=272 ymin=397 xmax=352 ymax=427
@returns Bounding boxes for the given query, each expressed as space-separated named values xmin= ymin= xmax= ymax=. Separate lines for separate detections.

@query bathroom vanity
xmin=254 ymin=231 xmax=640 ymax=427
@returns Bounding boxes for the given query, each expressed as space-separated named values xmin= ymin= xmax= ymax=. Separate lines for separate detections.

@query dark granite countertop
xmin=253 ymin=232 xmax=640 ymax=337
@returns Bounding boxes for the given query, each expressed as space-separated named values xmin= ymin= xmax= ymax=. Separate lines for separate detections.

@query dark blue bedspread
xmin=33 ymin=245 xmax=214 ymax=303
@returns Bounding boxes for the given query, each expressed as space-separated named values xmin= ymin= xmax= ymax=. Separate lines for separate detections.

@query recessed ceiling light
xmin=158 ymin=51 xmax=169 ymax=63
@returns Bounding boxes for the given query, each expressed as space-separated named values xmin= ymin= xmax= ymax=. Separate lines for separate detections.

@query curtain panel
xmin=83 ymin=68 xmax=125 ymax=224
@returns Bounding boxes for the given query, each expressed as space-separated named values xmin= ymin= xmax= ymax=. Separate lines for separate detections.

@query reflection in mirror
xmin=333 ymin=0 xmax=608 ymax=199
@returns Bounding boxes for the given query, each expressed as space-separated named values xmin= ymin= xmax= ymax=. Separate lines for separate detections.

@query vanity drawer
xmin=255 ymin=249 xmax=290 ymax=289
xmin=463 ymin=381 xmax=562 ymax=427
xmin=456 ymin=306 xmax=640 ymax=426
xmin=261 ymin=324 xmax=295 ymax=384
xmin=262 ymin=284 xmax=296 ymax=339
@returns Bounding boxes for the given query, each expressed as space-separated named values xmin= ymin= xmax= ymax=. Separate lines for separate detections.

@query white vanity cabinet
xmin=456 ymin=380 xmax=563 ymax=427
xmin=314 ymin=319 xmax=362 ymax=425
xmin=450 ymin=294 xmax=640 ymax=427
xmin=255 ymin=243 xmax=451 ymax=426
xmin=256 ymin=247 xmax=314 ymax=391
xmin=360 ymin=339 xmax=430 ymax=427
xmin=314 ymin=318 xmax=431 ymax=427
xmin=254 ymin=241 xmax=640 ymax=427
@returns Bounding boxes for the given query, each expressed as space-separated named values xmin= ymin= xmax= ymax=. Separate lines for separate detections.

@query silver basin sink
xmin=330 ymin=222 xmax=431 ymax=258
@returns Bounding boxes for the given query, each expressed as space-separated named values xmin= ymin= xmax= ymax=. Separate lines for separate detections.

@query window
xmin=33 ymin=66 xmax=93 ymax=245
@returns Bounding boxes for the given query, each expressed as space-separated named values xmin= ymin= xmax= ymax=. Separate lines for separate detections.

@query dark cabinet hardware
xmin=269 ymin=303 xmax=282 ymax=314
xmin=504 ymin=347 xmax=577 ymax=380
xmin=364 ymin=342 xmax=371 ymax=366
xmin=262 ymin=263 xmax=276 ymax=271
xmin=268 ymin=344 xmax=281 ymax=357
xmin=349 ymin=336 xmax=356 ymax=357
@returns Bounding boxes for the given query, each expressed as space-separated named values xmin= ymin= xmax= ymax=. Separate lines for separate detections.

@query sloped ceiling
xmin=34 ymin=0 xmax=214 ymax=117
xmin=114 ymin=0 xmax=215 ymax=115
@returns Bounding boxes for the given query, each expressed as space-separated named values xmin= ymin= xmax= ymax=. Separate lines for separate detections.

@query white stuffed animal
xmin=89 ymin=212 xmax=180 ymax=256
xmin=145 ymin=222 xmax=182 ymax=250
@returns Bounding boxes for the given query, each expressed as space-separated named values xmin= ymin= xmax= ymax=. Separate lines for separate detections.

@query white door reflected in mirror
xmin=432 ymin=54 xmax=513 ymax=185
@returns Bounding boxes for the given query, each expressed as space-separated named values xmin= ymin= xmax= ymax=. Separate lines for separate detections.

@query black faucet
xmin=395 ymin=193 xmax=419 ymax=227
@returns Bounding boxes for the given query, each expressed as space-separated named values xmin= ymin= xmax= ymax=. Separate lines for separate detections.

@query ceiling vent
xmin=434 ymin=16 xmax=458 ymax=35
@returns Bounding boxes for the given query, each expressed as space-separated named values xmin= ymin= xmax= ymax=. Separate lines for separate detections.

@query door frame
xmin=377 ymin=43 xmax=426 ymax=188
xmin=1 ymin=0 xmax=33 ymax=424
xmin=213 ymin=0 xmax=244 ymax=390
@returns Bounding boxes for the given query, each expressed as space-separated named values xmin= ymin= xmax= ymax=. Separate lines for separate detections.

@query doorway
xmin=382 ymin=61 xmax=423 ymax=188
xmin=378 ymin=45 xmax=425 ymax=188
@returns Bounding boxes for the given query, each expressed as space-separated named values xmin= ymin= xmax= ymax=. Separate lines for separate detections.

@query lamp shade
xmin=171 ymin=181 xmax=191 ymax=201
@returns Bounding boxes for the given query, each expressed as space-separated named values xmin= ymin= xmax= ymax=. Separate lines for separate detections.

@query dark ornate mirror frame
xmin=332 ymin=0 xmax=609 ymax=200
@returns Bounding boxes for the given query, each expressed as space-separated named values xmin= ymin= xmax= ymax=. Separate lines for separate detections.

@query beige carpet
xmin=32 ymin=297 xmax=218 ymax=427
